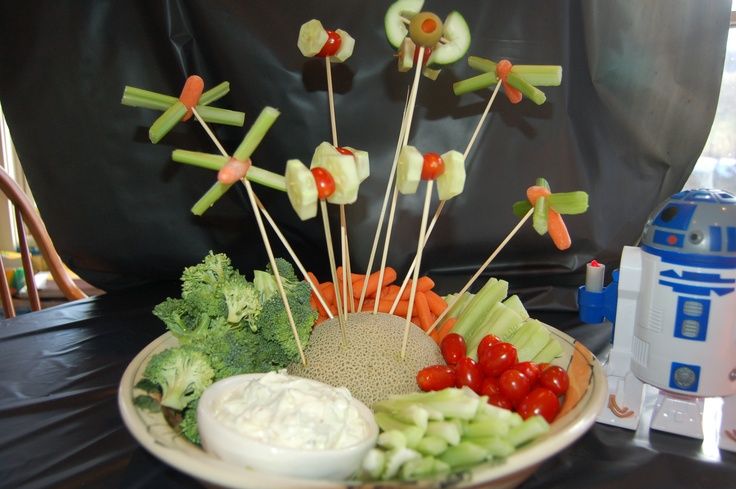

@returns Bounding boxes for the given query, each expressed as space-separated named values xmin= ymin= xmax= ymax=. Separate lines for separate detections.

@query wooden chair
xmin=0 ymin=167 xmax=86 ymax=317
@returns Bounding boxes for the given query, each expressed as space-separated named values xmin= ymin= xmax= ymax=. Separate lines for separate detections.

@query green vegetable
xmin=451 ymin=278 xmax=508 ymax=338
xmin=179 ymin=400 xmax=201 ymax=445
xmin=133 ymin=394 xmax=161 ymax=413
xmin=384 ymin=0 xmax=424 ymax=48
xmin=142 ymin=346 xmax=215 ymax=411
xmin=427 ymin=11 xmax=471 ymax=66
xmin=548 ymin=191 xmax=589 ymax=215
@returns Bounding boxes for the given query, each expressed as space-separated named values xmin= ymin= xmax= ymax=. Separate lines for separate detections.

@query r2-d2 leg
xmin=721 ymin=394 xmax=736 ymax=452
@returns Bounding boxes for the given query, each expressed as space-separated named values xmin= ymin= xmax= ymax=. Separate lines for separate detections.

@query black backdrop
xmin=0 ymin=1 xmax=730 ymax=308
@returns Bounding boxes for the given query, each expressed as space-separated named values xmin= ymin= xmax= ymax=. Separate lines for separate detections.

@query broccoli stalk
xmin=142 ymin=346 xmax=215 ymax=411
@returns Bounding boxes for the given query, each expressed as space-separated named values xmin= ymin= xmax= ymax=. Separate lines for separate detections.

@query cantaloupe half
xmin=289 ymin=312 xmax=444 ymax=407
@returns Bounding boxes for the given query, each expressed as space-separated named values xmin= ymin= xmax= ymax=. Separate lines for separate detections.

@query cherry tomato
xmin=455 ymin=357 xmax=483 ymax=394
xmin=479 ymin=376 xmax=501 ymax=397
xmin=440 ymin=333 xmax=466 ymax=366
xmin=516 ymin=387 xmax=560 ymax=422
xmin=310 ymin=167 xmax=335 ymax=200
xmin=476 ymin=334 xmax=501 ymax=360
xmin=412 ymin=46 xmax=432 ymax=66
xmin=416 ymin=365 xmax=455 ymax=391
xmin=513 ymin=361 xmax=541 ymax=385
xmin=335 ymin=146 xmax=354 ymax=156
xmin=317 ymin=30 xmax=342 ymax=57
xmin=539 ymin=365 xmax=570 ymax=396
xmin=487 ymin=393 xmax=513 ymax=410
xmin=479 ymin=342 xmax=518 ymax=377
xmin=498 ymin=369 xmax=532 ymax=406
xmin=421 ymin=152 xmax=444 ymax=180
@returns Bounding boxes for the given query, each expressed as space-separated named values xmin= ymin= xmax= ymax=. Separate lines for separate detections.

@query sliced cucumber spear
xmin=297 ymin=19 xmax=329 ymax=57
xmin=310 ymin=142 xmax=360 ymax=204
xmin=396 ymin=145 xmax=423 ymax=195
xmin=285 ymin=159 xmax=318 ymax=220
xmin=436 ymin=150 xmax=466 ymax=201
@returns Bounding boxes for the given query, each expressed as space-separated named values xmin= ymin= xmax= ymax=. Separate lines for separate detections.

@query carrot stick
xmin=431 ymin=317 xmax=458 ymax=344
xmin=179 ymin=75 xmax=205 ymax=121
xmin=381 ymin=284 xmax=401 ymax=301
xmin=319 ymin=282 xmax=336 ymax=307
xmin=355 ymin=267 xmax=397 ymax=299
xmin=414 ymin=292 xmax=433 ymax=331
xmin=336 ymin=266 xmax=362 ymax=283
xmin=526 ymin=185 xmax=551 ymax=205
xmin=547 ymin=209 xmax=572 ymax=250
xmin=417 ymin=276 xmax=434 ymax=292
xmin=393 ymin=299 xmax=410 ymax=316
xmin=425 ymin=289 xmax=448 ymax=316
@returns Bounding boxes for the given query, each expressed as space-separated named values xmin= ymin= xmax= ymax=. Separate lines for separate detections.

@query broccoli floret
xmin=153 ymin=297 xmax=231 ymax=344
xmin=179 ymin=400 xmax=201 ymax=445
xmin=221 ymin=274 xmax=261 ymax=330
xmin=178 ymin=252 xmax=241 ymax=318
xmin=253 ymin=258 xmax=301 ymax=303
xmin=266 ymin=257 xmax=299 ymax=282
xmin=143 ymin=346 xmax=215 ymax=411
xmin=254 ymin=279 xmax=317 ymax=366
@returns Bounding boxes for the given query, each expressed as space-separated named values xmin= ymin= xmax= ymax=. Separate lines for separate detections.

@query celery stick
xmin=374 ymin=388 xmax=481 ymax=421
xmin=149 ymin=101 xmax=188 ymax=144
xmin=511 ymin=65 xmax=563 ymax=86
xmin=172 ymin=150 xmax=228 ymax=171
xmin=121 ymin=87 xmax=177 ymax=110
xmin=453 ymin=72 xmax=497 ymax=95
xmin=361 ymin=448 xmax=386 ymax=480
xmin=198 ymin=81 xmax=230 ymax=106
xmin=425 ymin=420 xmax=462 ymax=446
xmin=378 ymin=430 xmax=407 ymax=450
xmin=532 ymin=195 xmax=549 ymax=235
xmin=383 ymin=448 xmax=422 ymax=479
xmin=191 ymin=181 xmax=231 ymax=216
xmin=392 ymin=405 xmax=430 ymax=430
xmin=374 ymin=412 xmax=425 ymax=447
xmin=232 ymin=107 xmax=280 ymax=161
xmin=533 ymin=337 xmax=563 ymax=363
xmin=452 ymin=278 xmax=508 ymax=338
xmin=438 ymin=441 xmax=488 ymax=468
xmin=506 ymin=415 xmax=549 ymax=447
xmin=194 ymin=105 xmax=245 ymax=127
xmin=511 ymin=320 xmax=552 ymax=362
xmin=477 ymin=403 xmax=523 ymax=426
xmin=443 ymin=291 xmax=474 ymax=320
xmin=467 ymin=56 xmax=496 ymax=73
xmin=513 ymin=199 xmax=532 ymax=218
xmin=467 ymin=436 xmax=515 ymax=458
xmin=506 ymin=72 xmax=546 ymax=105
xmin=244 ymin=166 xmax=286 ymax=192
xmin=503 ymin=295 xmax=529 ymax=320
xmin=470 ymin=302 xmax=523 ymax=358
xmin=415 ymin=435 xmax=448 ymax=456
xmin=463 ymin=417 xmax=510 ymax=438
xmin=548 ymin=191 xmax=589 ymax=215
xmin=400 ymin=456 xmax=450 ymax=480
xmin=536 ymin=177 xmax=551 ymax=190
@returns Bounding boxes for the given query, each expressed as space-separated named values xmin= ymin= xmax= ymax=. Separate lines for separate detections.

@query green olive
xmin=408 ymin=11 xmax=443 ymax=48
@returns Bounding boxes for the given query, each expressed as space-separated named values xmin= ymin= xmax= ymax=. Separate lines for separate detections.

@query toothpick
xmin=401 ymin=179 xmax=434 ymax=359
xmin=426 ymin=206 xmax=535 ymax=335
xmin=357 ymin=89 xmax=411 ymax=311
xmin=255 ymin=195 xmax=333 ymax=319
xmin=373 ymin=47 xmax=425 ymax=311
xmin=191 ymin=107 xmax=306 ymax=365
xmin=320 ymin=199 xmax=347 ymax=344
xmin=464 ymin=79 xmax=503 ymax=159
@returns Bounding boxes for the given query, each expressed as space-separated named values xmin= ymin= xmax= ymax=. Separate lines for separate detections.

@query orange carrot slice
xmin=178 ymin=75 xmax=204 ymax=121
xmin=547 ymin=209 xmax=572 ymax=250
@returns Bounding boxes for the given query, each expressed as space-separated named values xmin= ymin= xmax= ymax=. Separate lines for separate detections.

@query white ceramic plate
xmin=118 ymin=324 xmax=607 ymax=489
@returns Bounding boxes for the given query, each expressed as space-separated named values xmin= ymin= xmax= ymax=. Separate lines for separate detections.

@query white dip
xmin=211 ymin=371 xmax=369 ymax=450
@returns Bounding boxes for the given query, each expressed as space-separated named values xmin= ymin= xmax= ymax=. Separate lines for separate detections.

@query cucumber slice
xmin=436 ymin=150 xmax=465 ymax=200
xmin=342 ymin=146 xmax=370 ymax=182
xmin=427 ymin=11 xmax=470 ymax=66
xmin=285 ymin=159 xmax=318 ymax=220
xmin=502 ymin=294 xmax=529 ymax=320
xmin=385 ymin=0 xmax=424 ymax=49
xmin=310 ymin=142 xmax=359 ymax=204
xmin=397 ymin=38 xmax=415 ymax=72
xmin=298 ymin=19 xmax=328 ymax=57
xmin=423 ymin=66 xmax=441 ymax=80
xmin=397 ymin=145 xmax=423 ymax=195
xmin=330 ymin=29 xmax=355 ymax=63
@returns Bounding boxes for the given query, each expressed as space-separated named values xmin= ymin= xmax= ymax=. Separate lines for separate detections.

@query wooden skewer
xmin=190 ymin=107 xmax=306 ymax=365
xmin=357 ymin=89 xmax=411 ymax=311
xmin=401 ymin=180 xmax=434 ymax=359
xmin=255 ymin=195 xmax=333 ymax=319
xmin=425 ymin=206 xmax=535 ymax=336
xmin=320 ymin=199 xmax=347 ymax=344
xmin=373 ymin=46 xmax=425 ymax=312
xmin=391 ymin=79 xmax=504 ymax=310
xmin=325 ymin=57 xmax=354 ymax=318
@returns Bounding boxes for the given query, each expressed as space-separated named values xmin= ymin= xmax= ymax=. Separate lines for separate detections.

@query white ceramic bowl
xmin=197 ymin=373 xmax=379 ymax=480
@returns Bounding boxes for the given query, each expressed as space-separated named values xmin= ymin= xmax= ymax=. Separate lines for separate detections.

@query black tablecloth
xmin=1 ymin=283 xmax=734 ymax=489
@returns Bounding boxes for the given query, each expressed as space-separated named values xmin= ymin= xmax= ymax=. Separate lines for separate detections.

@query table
xmin=1 ymin=283 xmax=734 ymax=489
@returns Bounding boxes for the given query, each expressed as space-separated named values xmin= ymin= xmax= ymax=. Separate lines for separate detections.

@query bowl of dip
xmin=197 ymin=371 xmax=379 ymax=480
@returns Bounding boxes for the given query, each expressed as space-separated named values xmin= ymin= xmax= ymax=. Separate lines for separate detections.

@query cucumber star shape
xmin=512 ymin=177 xmax=588 ymax=250
xmin=453 ymin=56 xmax=563 ymax=105
xmin=170 ymin=107 xmax=287 ymax=215
xmin=121 ymin=76 xmax=245 ymax=143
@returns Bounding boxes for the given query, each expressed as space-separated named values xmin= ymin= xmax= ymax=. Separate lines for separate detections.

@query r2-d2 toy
xmin=578 ymin=188 xmax=736 ymax=451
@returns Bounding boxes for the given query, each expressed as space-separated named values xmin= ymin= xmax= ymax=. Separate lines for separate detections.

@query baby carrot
xmin=547 ymin=209 xmax=572 ymax=250
xmin=526 ymin=185 xmax=551 ymax=205
xmin=354 ymin=267 xmax=397 ymax=298
xmin=414 ymin=292 xmax=434 ymax=331
xmin=431 ymin=317 xmax=458 ymax=344
xmin=381 ymin=284 xmax=401 ymax=301
xmin=424 ymin=290 xmax=448 ymax=316
xmin=179 ymin=75 xmax=205 ymax=121
xmin=306 ymin=271 xmax=320 ymax=288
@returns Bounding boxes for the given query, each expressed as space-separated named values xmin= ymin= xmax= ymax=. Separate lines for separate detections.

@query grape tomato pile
xmin=417 ymin=333 xmax=569 ymax=423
